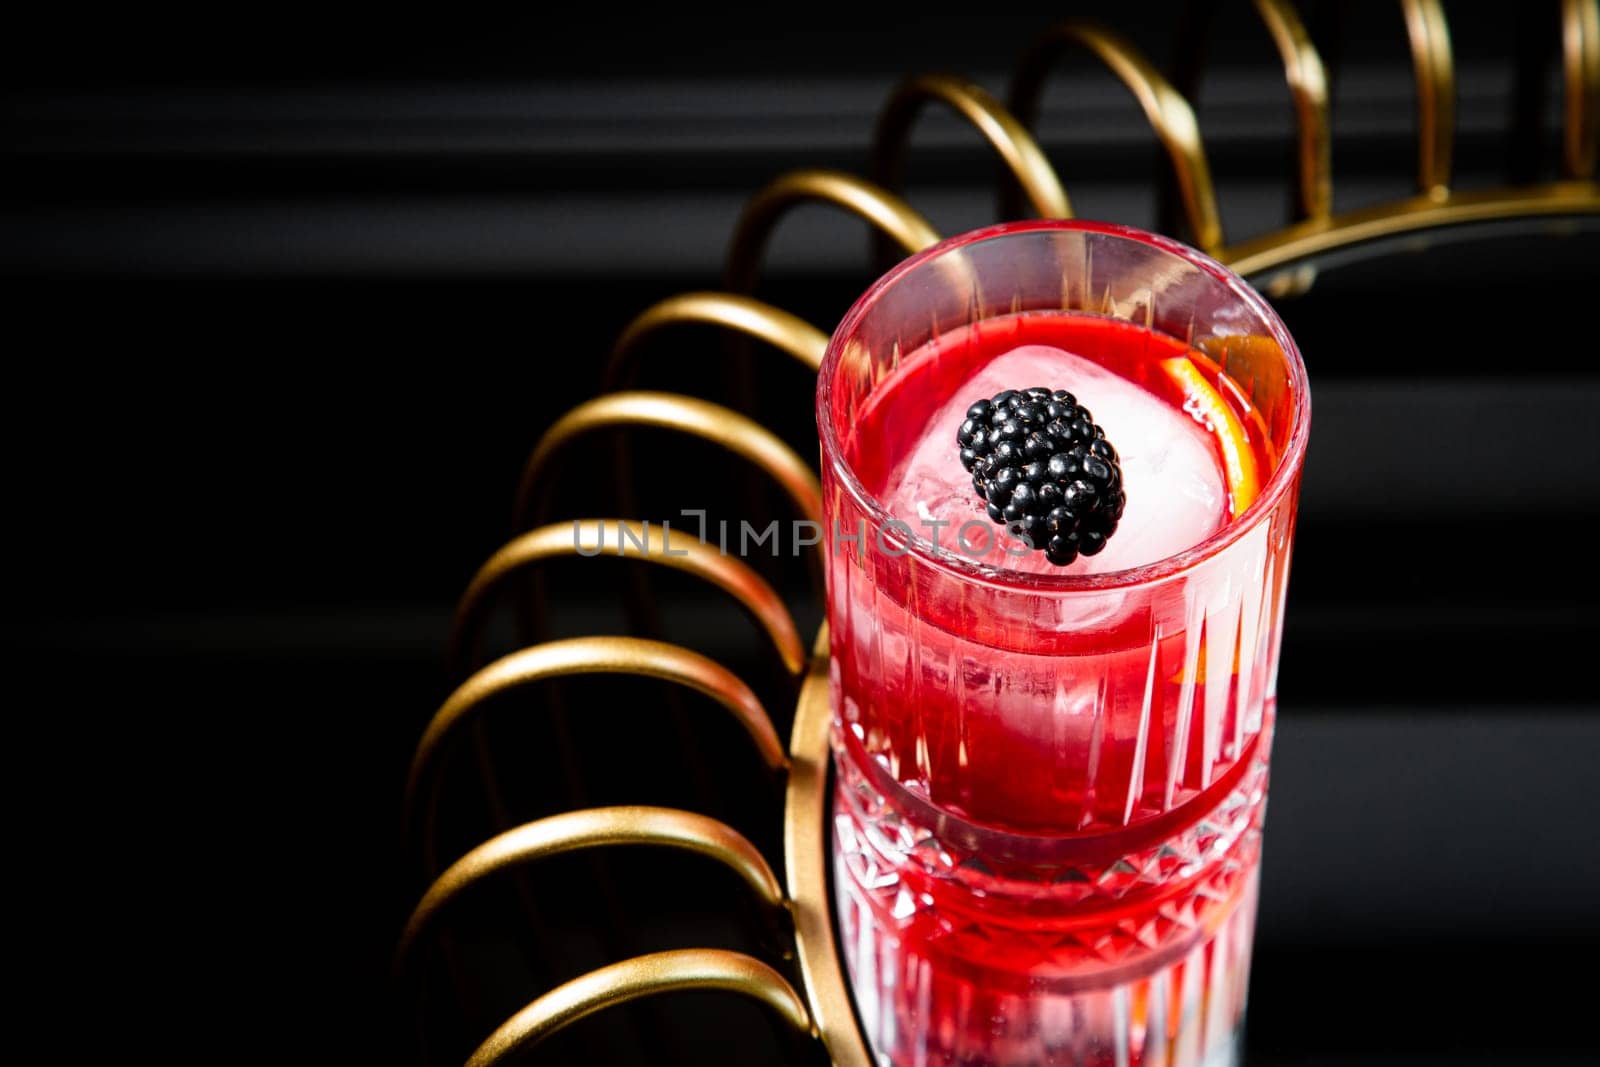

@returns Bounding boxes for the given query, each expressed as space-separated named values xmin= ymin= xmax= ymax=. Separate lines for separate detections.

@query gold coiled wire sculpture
xmin=398 ymin=5 xmax=1600 ymax=1063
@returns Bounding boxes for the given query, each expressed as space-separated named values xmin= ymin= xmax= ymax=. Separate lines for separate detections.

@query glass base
xmin=832 ymin=741 xmax=1265 ymax=1067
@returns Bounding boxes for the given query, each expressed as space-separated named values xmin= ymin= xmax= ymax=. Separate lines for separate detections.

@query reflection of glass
xmin=817 ymin=220 xmax=1310 ymax=1065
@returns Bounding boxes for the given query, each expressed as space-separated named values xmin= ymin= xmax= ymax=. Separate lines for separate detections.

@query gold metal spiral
xmin=782 ymin=625 xmax=872 ymax=1067
xmin=1255 ymin=0 xmax=1333 ymax=220
xmin=464 ymin=949 xmax=814 ymax=1067
xmin=1566 ymin=0 xmax=1600 ymax=180
xmin=1172 ymin=0 xmax=1331 ymax=222
xmin=1223 ymin=183 xmax=1599 ymax=278
xmin=1010 ymin=21 xmax=1224 ymax=254
xmin=403 ymin=636 xmax=789 ymax=863
xmin=448 ymin=520 xmax=805 ymax=679
xmin=407 ymin=13 xmax=1600 ymax=1064
xmin=512 ymin=391 xmax=824 ymax=538
xmin=724 ymin=168 xmax=941 ymax=295
xmin=394 ymin=806 xmax=785 ymax=974
xmin=871 ymin=72 xmax=1071 ymax=221
xmin=604 ymin=292 xmax=829 ymax=391
xmin=1402 ymin=0 xmax=1456 ymax=199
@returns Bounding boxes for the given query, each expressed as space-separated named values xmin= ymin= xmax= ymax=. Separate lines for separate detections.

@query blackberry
xmin=957 ymin=385 xmax=1124 ymax=565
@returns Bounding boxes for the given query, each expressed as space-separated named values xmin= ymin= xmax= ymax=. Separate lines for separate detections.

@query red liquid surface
xmin=828 ymin=311 xmax=1288 ymax=1065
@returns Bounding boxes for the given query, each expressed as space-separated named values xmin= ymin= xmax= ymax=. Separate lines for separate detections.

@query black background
xmin=5 ymin=6 xmax=1598 ymax=1064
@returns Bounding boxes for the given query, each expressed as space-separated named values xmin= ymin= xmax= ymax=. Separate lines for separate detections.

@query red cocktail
xmin=818 ymin=221 xmax=1308 ymax=1065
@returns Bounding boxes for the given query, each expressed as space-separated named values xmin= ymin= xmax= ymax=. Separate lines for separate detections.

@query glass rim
xmin=816 ymin=218 xmax=1312 ymax=594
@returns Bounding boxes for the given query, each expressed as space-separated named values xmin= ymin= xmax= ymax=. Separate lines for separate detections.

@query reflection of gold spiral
xmin=1566 ymin=0 xmax=1600 ymax=180
xmin=604 ymin=292 xmax=828 ymax=389
xmin=872 ymin=72 xmax=1071 ymax=221
xmin=1402 ymin=0 xmax=1456 ymax=198
xmin=1010 ymin=21 xmax=1224 ymax=254
xmin=448 ymin=520 xmax=805 ymax=679
xmin=724 ymin=169 xmax=940 ymax=295
xmin=394 ymin=806 xmax=784 ymax=973
xmin=464 ymin=949 xmax=814 ymax=1067
xmin=404 ymin=636 xmax=788 ymax=865
xmin=513 ymin=391 xmax=824 ymax=537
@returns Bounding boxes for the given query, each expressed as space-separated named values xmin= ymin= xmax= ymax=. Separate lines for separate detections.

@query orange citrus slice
xmin=1195 ymin=336 xmax=1283 ymax=470
xmin=1160 ymin=356 xmax=1263 ymax=684
xmin=1159 ymin=356 xmax=1260 ymax=517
